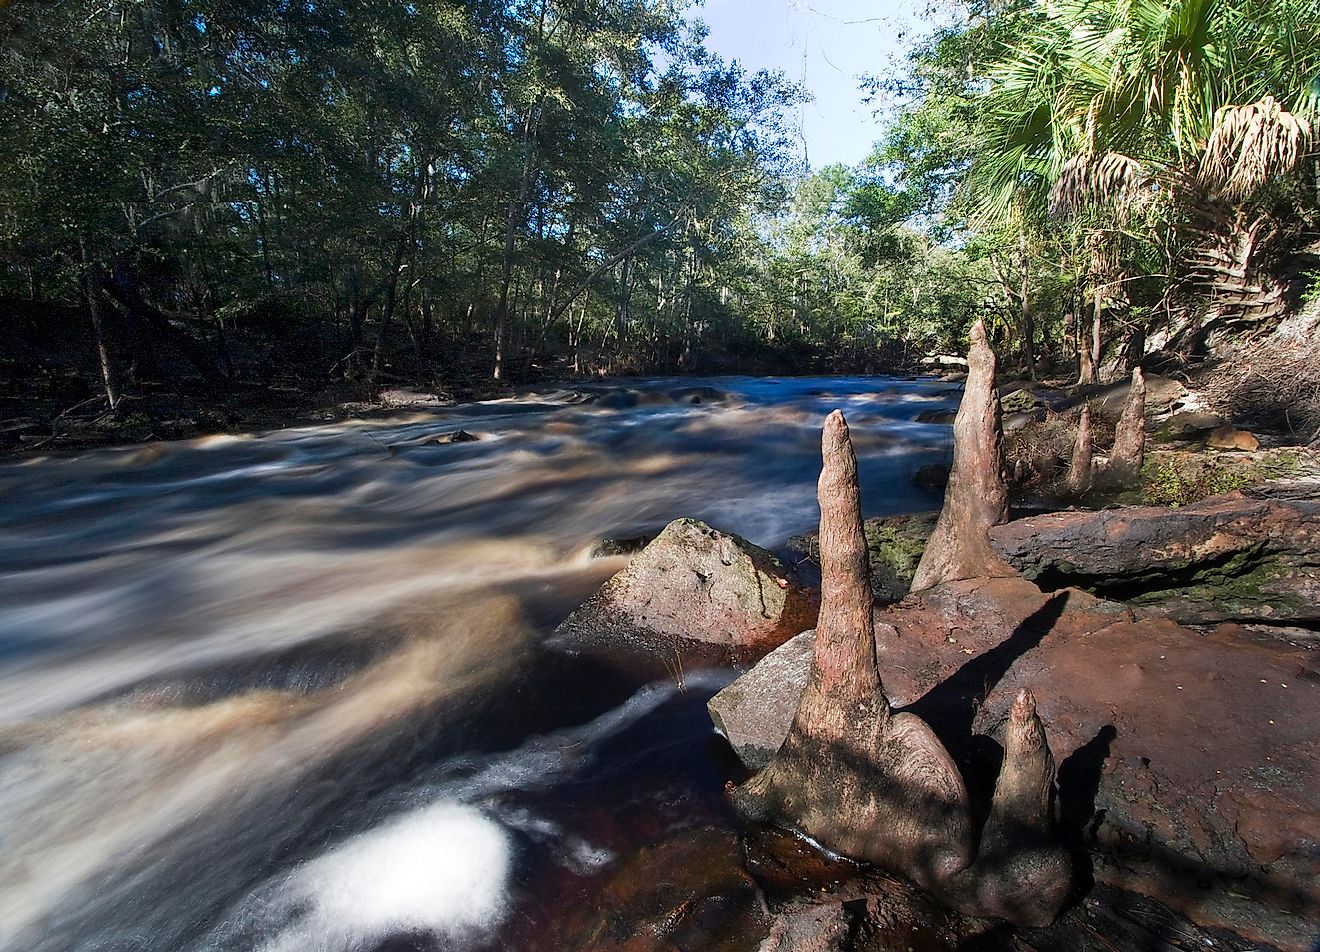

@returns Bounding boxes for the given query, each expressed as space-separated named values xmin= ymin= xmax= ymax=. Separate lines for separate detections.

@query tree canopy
xmin=1 ymin=0 xmax=1317 ymax=428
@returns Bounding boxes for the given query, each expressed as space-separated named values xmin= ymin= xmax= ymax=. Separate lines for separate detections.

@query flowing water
xmin=0 ymin=376 xmax=958 ymax=951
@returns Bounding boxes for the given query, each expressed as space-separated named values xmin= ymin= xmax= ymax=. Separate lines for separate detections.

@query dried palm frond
xmin=1049 ymin=151 xmax=1148 ymax=216
xmin=1201 ymin=96 xmax=1313 ymax=199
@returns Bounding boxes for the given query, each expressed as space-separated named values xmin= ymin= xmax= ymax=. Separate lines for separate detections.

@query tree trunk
xmin=492 ymin=104 xmax=541 ymax=381
xmin=1090 ymin=285 xmax=1103 ymax=382
xmin=1019 ymin=232 xmax=1037 ymax=380
xmin=81 ymin=248 xmax=120 ymax=411
xmin=1076 ymin=304 xmax=1095 ymax=385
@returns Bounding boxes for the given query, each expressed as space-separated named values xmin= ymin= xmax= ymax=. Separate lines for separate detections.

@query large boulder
xmin=988 ymin=492 xmax=1320 ymax=624
xmin=553 ymin=518 xmax=818 ymax=656
xmin=709 ymin=575 xmax=1320 ymax=950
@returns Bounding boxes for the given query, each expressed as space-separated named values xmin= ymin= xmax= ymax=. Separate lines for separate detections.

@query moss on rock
xmin=789 ymin=511 xmax=937 ymax=604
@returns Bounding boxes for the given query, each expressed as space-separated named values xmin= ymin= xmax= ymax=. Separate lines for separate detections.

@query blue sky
xmin=691 ymin=0 xmax=936 ymax=171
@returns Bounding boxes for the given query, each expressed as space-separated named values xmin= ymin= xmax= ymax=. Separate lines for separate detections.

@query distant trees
xmin=8 ymin=0 xmax=1311 ymax=409
xmin=0 ymin=0 xmax=815 ymax=396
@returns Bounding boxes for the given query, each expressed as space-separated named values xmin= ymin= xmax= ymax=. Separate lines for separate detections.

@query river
xmin=0 ymin=375 xmax=958 ymax=951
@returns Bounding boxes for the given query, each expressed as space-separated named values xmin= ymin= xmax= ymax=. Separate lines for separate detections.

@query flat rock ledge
xmin=553 ymin=517 xmax=819 ymax=657
xmin=989 ymin=491 xmax=1320 ymax=625
xmin=710 ymin=575 xmax=1320 ymax=951
xmin=797 ymin=492 xmax=1320 ymax=625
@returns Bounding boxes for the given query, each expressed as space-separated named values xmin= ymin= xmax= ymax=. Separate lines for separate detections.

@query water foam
xmin=258 ymin=801 xmax=511 ymax=952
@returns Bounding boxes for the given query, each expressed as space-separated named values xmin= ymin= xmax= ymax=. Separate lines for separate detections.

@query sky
xmin=691 ymin=0 xmax=938 ymax=171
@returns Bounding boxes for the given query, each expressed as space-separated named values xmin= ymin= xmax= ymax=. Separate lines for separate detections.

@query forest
xmin=2 ymin=0 xmax=1318 ymax=437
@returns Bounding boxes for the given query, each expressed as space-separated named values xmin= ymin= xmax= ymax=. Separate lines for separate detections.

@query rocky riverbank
xmin=550 ymin=330 xmax=1319 ymax=951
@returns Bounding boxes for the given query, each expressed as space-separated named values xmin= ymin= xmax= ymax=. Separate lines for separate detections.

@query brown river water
xmin=0 ymin=376 xmax=957 ymax=951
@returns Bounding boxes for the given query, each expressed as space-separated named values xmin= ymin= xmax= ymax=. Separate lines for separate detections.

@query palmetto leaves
xmin=968 ymin=0 xmax=1320 ymax=220
xmin=1050 ymin=151 xmax=1148 ymax=216
xmin=1201 ymin=96 xmax=1314 ymax=199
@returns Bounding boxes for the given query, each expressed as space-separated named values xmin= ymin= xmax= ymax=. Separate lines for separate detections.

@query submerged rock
xmin=544 ymin=828 xmax=769 ymax=952
xmin=553 ymin=517 xmax=818 ymax=656
xmin=912 ymin=463 xmax=950 ymax=494
xmin=914 ymin=408 xmax=957 ymax=424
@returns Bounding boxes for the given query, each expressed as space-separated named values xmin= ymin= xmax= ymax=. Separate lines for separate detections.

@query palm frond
xmin=1050 ymin=151 xmax=1147 ymax=216
xmin=1201 ymin=96 xmax=1314 ymax=198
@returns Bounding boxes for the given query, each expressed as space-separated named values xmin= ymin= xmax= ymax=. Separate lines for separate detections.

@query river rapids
xmin=0 ymin=376 xmax=958 ymax=951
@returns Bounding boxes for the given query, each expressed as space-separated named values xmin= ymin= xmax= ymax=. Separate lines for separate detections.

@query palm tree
xmin=968 ymin=0 xmax=1320 ymax=364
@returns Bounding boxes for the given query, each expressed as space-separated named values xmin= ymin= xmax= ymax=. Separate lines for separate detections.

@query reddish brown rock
xmin=911 ymin=320 xmax=1015 ymax=592
xmin=553 ymin=517 xmax=818 ymax=656
xmin=713 ymin=573 xmax=1320 ymax=949
xmin=987 ymin=491 xmax=1320 ymax=624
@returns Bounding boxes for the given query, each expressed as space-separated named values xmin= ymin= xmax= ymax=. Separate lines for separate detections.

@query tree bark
xmin=731 ymin=411 xmax=974 ymax=886
xmin=911 ymin=319 xmax=1015 ymax=592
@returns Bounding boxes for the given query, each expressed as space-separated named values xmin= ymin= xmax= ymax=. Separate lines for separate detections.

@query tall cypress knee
xmin=730 ymin=410 xmax=974 ymax=886
xmin=911 ymin=320 xmax=1015 ymax=592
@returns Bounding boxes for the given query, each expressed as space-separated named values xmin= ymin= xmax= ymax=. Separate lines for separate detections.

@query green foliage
xmin=0 ymin=0 xmax=819 ymax=392
xmin=1140 ymin=454 xmax=1287 ymax=508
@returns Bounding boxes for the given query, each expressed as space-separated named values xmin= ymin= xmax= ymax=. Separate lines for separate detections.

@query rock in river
xmin=554 ymin=517 xmax=819 ymax=657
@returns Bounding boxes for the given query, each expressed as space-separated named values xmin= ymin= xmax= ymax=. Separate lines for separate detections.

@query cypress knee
xmin=1106 ymin=367 xmax=1146 ymax=484
xmin=730 ymin=410 xmax=974 ymax=887
xmin=937 ymin=689 xmax=1072 ymax=927
xmin=911 ymin=320 xmax=1015 ymax=592
xmin=1066 ymin=404 xmax=1093 ymax=495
